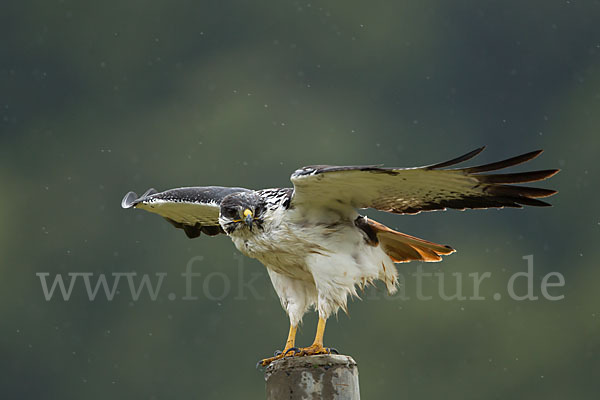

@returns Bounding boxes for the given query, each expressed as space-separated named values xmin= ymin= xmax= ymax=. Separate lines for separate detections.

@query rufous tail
xmin=366 ymin=218 xmax=455 ymax=263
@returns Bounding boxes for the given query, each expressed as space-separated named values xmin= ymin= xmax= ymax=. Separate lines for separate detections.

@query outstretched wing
xmin=290 ymin=147 xmax=559 ymax=215
xmin=121 ymin=186 xmax=251 ymax=238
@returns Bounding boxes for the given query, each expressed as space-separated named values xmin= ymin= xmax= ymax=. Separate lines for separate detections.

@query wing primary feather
xmin=121 ymin=191 xmax=139 ymax=209
xmin=490 ymin=185 xmax=558 ymax=198
xmin=425 ymin=146 xmax=486 ymax=170
xmin=122 ymin=188 xmax=159 ymax=209
xmin=476 ymin=169 xmax=559 ymax=184
xmin=462 ymin=150 xmax=543 ymax=173
xmin=141 ymin=188 xmax=158 ymax=198
xmin=514 ymin=197 xmax=553 ymax=207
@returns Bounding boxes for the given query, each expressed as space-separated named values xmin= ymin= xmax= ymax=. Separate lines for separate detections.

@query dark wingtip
xmin=121 ymin=191 xmax=139 ymax=209
xmin=464 ymin=149 xmax=545 ymax=174
xmin=141 ymin=188 xmax=158 ymax=198
xmin=425 ymin=146 xmax=486 ymax=170
xmin=122 ymin=188 xmax=158 ymax=209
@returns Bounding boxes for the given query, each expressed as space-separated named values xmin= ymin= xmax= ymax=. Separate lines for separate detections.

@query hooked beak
xmin=243 ymin=209 xmax=254 ymax=228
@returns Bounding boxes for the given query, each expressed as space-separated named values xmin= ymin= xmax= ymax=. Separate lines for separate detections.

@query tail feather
xmin=366 ymin=218 xmax=455 ymax=263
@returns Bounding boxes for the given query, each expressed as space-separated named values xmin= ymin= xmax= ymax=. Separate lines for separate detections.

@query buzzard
xmin=121 ymin=147 xmax=558 ymax=366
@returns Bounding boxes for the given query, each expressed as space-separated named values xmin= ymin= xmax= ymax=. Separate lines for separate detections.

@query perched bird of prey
xmin=121 ymin=147 xmax=558 ymax=366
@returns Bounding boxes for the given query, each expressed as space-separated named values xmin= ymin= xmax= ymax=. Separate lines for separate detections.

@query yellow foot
xmin=296 ymin=344 xmax=338 ymax=357
xmin=258 ymin=347 xmax=297 ymax=367
xmin=258 ymin=345 xmax=339 ymax=367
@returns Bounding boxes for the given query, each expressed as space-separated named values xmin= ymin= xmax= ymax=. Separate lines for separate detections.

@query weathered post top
xmin=264 ymin=354 xmax=360 ymax=400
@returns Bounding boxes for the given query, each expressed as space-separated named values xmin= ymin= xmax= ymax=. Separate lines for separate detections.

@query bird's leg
xmin=258 ymin=323 xmax=299 ymax=367
xmin=283 ymin=324 xmax=298 ymax=352
xmin=258 ymin=318 xmax=338 ymax=367
xmin=313 ymin=317 xmax=326 ymax=348
xmin=297 ymin=317 xmax=333 ymax=356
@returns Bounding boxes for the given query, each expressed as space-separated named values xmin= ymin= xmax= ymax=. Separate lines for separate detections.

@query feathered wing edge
xmin=121 ymin=188 xmax=158 ymax=208
xmin=291 ymin=147 xmax=559 ymax=215
xmin=400 ymin=147 xmax=560 ymax=214
xmin=122 ymin=188 xmax=220 ymax=238
xmin=121 ymin=186 xmax=251 ymax=238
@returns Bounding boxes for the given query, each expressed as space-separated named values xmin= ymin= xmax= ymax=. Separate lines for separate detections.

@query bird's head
xmin=219 ymin=192 xmax=266 ymax=235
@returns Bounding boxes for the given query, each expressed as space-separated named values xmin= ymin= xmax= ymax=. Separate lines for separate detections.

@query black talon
xmin=274 ymin=350 xmax=282 ymax=356
xmin=284 ymin=347 xmax=301 ymax=356
xmin=329 ymin=347 xmax=339 ymax=354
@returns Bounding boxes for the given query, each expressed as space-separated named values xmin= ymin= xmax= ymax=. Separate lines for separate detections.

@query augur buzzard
xmin=121 ymin=147 xmax=558 ymax=366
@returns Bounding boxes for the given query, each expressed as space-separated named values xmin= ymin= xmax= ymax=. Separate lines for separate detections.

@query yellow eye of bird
xmin=243 ymin=209 xmax=253 ymax=218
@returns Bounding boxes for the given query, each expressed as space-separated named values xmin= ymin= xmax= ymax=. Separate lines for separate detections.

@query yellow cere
xmin=243 ymin=209 xmax=253 ymax=218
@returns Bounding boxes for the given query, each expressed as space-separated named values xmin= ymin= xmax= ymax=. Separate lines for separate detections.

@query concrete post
xmin=264 ymin=354 xmax=360 ymax=400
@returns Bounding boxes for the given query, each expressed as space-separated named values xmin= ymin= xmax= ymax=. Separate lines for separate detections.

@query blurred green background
xmin=2 ymin=0 xmax=599 ymax=398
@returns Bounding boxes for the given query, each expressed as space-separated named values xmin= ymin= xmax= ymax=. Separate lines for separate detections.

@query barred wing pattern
xmin=290 ymin=147 xmax=558 ymax=215
xmin=121 ymin=186 xmax=251 ymax=238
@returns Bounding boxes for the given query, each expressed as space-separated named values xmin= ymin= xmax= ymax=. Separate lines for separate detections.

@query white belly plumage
xmin=228 ymin=210 xmax=398 ymax=325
